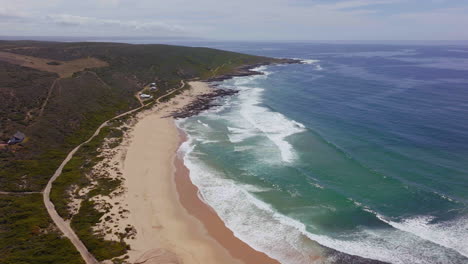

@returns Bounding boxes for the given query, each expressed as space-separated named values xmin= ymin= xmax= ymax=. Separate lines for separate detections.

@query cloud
xmin=396 ymin=7 xmax=468 ymax=23
xmin=387 ymin=7 xmax=468 ymax=39
xmin=313 ymin=0 xmax=400 ymax=11
xmin=1 ymin=0 xmax=467 ymax=40
xmin=46 ymin=14 xmax=185 ymax=33
xmin=0 ymin=7 xmax=28 ymax=21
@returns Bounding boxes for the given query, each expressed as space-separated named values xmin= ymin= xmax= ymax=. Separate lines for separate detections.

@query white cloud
xmin=0 ymin=0 xmax=467 ymax=40
xmin=0 ymin=6 xmax=28 ymax=20
xmin=313 ymin=0 xmax=400 ymax=11
xmin=46 ymin=14 xmax=185 ymax=33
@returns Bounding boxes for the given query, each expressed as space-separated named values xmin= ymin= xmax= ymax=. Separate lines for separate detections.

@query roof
xmin=13 ymin=131 xmax=25 ymax=140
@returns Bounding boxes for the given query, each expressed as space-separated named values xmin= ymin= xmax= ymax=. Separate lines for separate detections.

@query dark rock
xmin=206 ymin=59 xmax=300 ymax=82
xmin=168 ymin=88 xmax=239 ymax=119
xmin=170 ymin=59 xmax=300 ymax=119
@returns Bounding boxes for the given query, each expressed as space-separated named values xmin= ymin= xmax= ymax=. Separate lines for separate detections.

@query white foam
xmin=301 ymin=59 xmax=320 ymax=65
xmin=311 ymin=182 xmax=325 ymax=189
xmin=178 ymin=148 xmax=327 ymax=264
xmin=179 ymin=142 xmax=465 ymax=264
xmin=226 ymin=126 xmax=257 ymax=143
xmin=239 ymin=88 xmax=305 ymax=162
xmin=198 ymin=139 xmax=219 ymax=144
xmin=197 ymin=119 xmax=210 ymax=128
xmin=217 ymin=80 xmax=306 ymax=163
xmin=175 ymin=131 xmax=195 ymax=159
xmin=292 ymin=58 xmax=324 ymax=70
xmin=432 ymin=191 xmax=456 ymax=203
xmin=232 ymin=73 xmax=265 ymax=86
xmin=292 ymin=120 xmax=306 ymax=129
xmin=252 ymin=65 xmax=273 ymax=75
xmin=381 ymin=215 xmax=468 ymax=258
xmin=351 ymin=200 xmax=468 ymax=259
xmin=306 ymin=178 xmax=325 ymax=189
xmin=175 ymin=74 xmax=467 ymax=264
xmin=303 ymin=229 xmax=442 ymax=264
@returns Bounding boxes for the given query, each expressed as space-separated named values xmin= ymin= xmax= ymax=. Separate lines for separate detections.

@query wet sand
xmin=175 ymin=131 xmax=280 ymax=264
xmin=120 ymin=81 xmax=280 ymax=264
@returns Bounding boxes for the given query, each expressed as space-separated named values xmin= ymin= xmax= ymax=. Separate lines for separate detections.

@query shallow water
xmin=176 ymin=43 xmax=468 ymax=264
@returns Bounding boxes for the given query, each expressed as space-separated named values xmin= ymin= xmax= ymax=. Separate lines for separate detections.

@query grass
xmin=48 ymin=82 xmax=190 ymax=261
xmin=71 ymin=200 xmax=128 ymax=261
xmin=0 ymin=194 xmax=84 ymax=264
xmin=50 ymin=119 xmax=132 ymax=261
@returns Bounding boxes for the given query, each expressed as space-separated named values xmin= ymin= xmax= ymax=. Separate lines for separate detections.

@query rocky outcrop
xmin=169 ymin=88 xmax=238 ymax=119
xmin=207 ymin=59 xmax=300 ymax=82
xmin=171 ymin=59 xmax=300 ymax=119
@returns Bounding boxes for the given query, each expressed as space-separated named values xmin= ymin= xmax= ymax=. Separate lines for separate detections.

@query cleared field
xmin=0 ymin=51 xmax=108 ymax=78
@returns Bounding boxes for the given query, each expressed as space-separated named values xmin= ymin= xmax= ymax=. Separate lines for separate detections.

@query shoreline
xmin=174 ymin=129 xmax=281 ymax=264
xmin=114 ymin=81 xmax=280 ymax=264
xmin=206 ymin=59 xmax=300 ymax=82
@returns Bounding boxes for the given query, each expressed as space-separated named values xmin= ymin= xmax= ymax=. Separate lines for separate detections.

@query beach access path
xmin=119 ymin=81 xmax=280 ymax=264
xmin=42 ymin=81 xmax=187 ymax=264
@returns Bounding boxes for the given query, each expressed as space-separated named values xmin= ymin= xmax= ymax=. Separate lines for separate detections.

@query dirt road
xmin=43 ymin=80 xmax=187 ymax=264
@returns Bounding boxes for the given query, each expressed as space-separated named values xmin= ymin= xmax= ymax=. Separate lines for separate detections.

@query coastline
xmin=113 ymin=81 xmax=279 ymax=263
xmin=175 ymin=130 xmax=280 ymax=264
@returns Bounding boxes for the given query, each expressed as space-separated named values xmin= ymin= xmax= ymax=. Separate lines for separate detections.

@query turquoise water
xmin=176 ymin=43 xmax=468 ymax=264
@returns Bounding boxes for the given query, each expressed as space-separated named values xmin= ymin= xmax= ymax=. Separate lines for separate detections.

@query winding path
xmin=43 ymin=80 xmax=186 ymax=264
xmin=38 ymin=79 xmax=59 ymax=117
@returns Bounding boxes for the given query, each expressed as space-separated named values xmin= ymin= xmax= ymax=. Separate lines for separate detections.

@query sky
xmin=0 ymin=0 xmax=468 ymax=41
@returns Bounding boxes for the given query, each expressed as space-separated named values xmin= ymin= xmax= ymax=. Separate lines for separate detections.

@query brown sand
xmin=174 ymin=133 xmax=280 ymax=264
xmin=120 ymin=82 xmax=280 ymax=264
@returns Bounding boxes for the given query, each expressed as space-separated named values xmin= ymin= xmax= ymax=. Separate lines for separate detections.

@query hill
xmin=0 ymin=40 xmax=288 ymax=263
xmin=0 ymin=40 xmax=284 ymax=191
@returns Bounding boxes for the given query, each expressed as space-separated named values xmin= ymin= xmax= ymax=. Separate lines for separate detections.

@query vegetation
xmin=51 ymin=124 xmax=115 ymax=220
xmin=51 ymin=119 xmax=133 ymax=261
xmin=0 ymin=40 xmax=285 ymax=262
xmin=0 ymin=194 xmax=84 ymax=264
xmin=0 ymin=41 xmax=280 ymax=192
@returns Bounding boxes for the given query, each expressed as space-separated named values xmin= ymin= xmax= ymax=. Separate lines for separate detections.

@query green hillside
xmin=0 ymin=41 xmax=282 ymax=192
xmin=0 ymin=40 xmax=286 ymax=263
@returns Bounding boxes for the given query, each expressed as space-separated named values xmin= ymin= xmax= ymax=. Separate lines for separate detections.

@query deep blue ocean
xmin=174 ymin=43 xmax=468 ymax=264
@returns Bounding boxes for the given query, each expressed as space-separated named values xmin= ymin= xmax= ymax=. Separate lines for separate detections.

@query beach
xmin=113 ymin=81 xmax=279 ymax=264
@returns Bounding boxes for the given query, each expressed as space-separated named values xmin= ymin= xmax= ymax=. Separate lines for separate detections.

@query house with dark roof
xmin=7 ymin=131 xmax=25 ymax=145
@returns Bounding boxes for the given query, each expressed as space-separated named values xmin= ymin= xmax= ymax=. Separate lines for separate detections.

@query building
xmin=8 ymin=131 xmax=25 ymax=145
xmin=140 ymin=93 xmax=152 ymax=99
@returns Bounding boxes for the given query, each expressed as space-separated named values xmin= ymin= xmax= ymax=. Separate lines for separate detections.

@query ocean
xmin=175 ymin=43 xmax=468 ymax=264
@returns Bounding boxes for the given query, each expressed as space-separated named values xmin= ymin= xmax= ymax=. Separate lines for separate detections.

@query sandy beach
xmin=113 ymin=82 xmax=279 ymax=264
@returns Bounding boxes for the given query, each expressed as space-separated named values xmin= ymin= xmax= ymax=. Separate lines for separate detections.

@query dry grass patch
xmin=0 ymin=51 xmax=108 ymax=78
